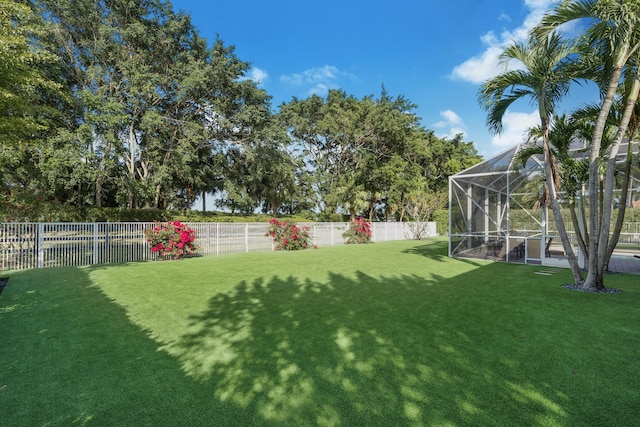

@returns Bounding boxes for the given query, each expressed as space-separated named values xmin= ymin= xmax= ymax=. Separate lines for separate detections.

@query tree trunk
xmin=154 ymin=184 xmax=162 ymax=209
xmin=604 ymin=142 xmax=633 ymax=272
xmin=95 ymin=175 xmax=103 ymax=208
xmin=543 ymin=140 xmax=583 ymax=284
xmin=368 ymin=198 xmax=376 ymax=222
xmin=580 ymin=186 xmax=589 ymax=250
xmin=536 ymin=112 xmax=583 ymax=283
xmin=582 ymin=64 xmax=625 ymax=291
xmin=596 ymin=74 xmax=639 ymax=284
xmin=569 ymin=198 xmax=587 ymax=259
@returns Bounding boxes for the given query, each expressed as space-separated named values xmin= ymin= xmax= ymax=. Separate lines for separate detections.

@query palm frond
xmin=514 ymin=144 xmax=543 ymax=169
xmin=534 ymin=1 xmax=597 ymax=40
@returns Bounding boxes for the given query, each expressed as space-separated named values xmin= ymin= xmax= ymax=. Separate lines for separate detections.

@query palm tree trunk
xmin=569 ymin=198 xmax=587 ymax=259
xmin=541 ymin=116 xmax=583 ymax=284
xmin=582 ymin=64 xmax=625 ymax=291
xmin=539 ymin=114 xmax=584 ymax=285
xmin=605 ymin=140 xmax=634 ymax=272
xmin=596 ymin=75 xmax=639 ymax=284
xmin=580 ymin=187 xmax=589 ymax=250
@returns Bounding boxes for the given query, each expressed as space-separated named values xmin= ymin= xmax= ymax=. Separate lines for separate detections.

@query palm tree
xmin=542 ymin=102 xmax=637 ymax=276
xmin=524 ymin=114 xmax=590 ymax=259
xmin=479 ymin=31 xmax=584 ymax=285
xmin=534 ymin=0 xmax=640 ymax=290
xmin=601 ymin=65 xmax=640 ymax=273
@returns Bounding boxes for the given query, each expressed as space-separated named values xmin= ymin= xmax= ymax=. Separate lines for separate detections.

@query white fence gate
xmin=0 ymin=221 xmax=436 ymax=271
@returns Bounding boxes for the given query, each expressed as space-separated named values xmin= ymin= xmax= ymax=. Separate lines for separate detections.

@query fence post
xmin=93 ymin=223 xmax=99 ymax=265
xmin=37 ymin=223 xmax=44 ymax=269
xmin=313 ymin=226 xmax=317 ymax=248
xmin=245 ymin=223 xmax=249 ymax=252
xmin=206 ymin=223 xmax=211 ymax=256
xmin=216 ymin=223 xmax=220 ymax=255
xmin=330 ymin=223 xmax=334 ymax=246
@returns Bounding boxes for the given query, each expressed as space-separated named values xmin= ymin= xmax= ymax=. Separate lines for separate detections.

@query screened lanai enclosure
xmin=449 ymin=139 xmax=640 ymax=268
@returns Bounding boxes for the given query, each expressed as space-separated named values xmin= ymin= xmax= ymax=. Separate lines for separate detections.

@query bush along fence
xmin=0 ymin=221 xmax=437 ymax=271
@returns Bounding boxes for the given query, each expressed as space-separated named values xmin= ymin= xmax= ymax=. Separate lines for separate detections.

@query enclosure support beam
xmin=541 ymin=205 xmax=547 ymax=260
xmin=484 ymin=188 xmax=490 ymax=242
xmin=467 ymin=184 xmax=473 ymax=248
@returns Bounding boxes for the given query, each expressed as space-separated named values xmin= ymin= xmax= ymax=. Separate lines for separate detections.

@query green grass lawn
xmin=1 ymin=239 xmax=639 ymax=426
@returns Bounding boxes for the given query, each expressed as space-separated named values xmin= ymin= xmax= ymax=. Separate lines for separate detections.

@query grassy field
xmin=1 ymin=239 xmax=639 ymax=426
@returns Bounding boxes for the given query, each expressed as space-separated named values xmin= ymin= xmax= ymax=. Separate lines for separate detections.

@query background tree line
xmin=0 ymin=0 xmax=481 ymax=222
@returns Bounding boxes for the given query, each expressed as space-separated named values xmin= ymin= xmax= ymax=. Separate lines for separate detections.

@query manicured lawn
xmin=1 ymin=239 xmax=639 ymax=426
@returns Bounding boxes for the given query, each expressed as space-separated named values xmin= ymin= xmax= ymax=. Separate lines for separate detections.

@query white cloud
xmin=451 ymin=1 xmax=559 ymax=84
xmin=248 ymin=67 xmax=268 ymax=84
xmin=434 ymin=110 xmax=463 ymax=128
xmin=308 ymin=83 xmax=330 ymax=96
xmin=280 ymin=65 xmax=356 ymax=96
xmin=525 ymin=0 xmax=554 ymax=9
xmin=450 ymin=45 xmax=506 ymax=85
xmin=446 ymin=127 xmax=467 ymax=139
xmin=442 ymin=110 xmax=463 ymax=126
xmin=434 ymin=110 xmax=467 ymax=139
xmin=491 ymin=110 xmax=539 ymax=148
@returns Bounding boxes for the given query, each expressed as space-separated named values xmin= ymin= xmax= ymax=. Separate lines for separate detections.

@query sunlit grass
xmin=1 ymin=239 xmax=639 ymax=426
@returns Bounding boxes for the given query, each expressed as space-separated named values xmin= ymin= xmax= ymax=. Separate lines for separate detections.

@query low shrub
xmin=343 ymin=217 xmax=372 ymax=244
xmin=266 ymin=218 xmax=312 ymax=250
xmin=145 ymin=221 xmax=197 ymax=259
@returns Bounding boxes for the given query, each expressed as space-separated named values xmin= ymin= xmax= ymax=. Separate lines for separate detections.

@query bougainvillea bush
xmin=266 ymin=218 xmax=312 ymax=251
xmin=342 ymin=217 xmax=373 ymax=244
xmin=145 ymin=221 xmax=197 ymax=259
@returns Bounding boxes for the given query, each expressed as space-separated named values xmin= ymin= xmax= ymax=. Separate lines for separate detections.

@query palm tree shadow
xmin=162 ymin=269 xmax=569 ymax=426
xmin=402 ymin=241 xmax=486 ymax=267
xmin=401 ymin=240 xmax=448 ymax=261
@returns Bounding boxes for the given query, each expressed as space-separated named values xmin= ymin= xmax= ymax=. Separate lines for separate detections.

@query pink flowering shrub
xmin=145 ymin=221 xmax=197 ymax=259
xmin=343 ymin=217 xmax=373 ymax=244
xmin=266 ymin=218 xmax=312 ymax=251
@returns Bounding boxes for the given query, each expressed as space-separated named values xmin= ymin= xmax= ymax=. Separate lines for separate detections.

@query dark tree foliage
xmin=1 ymin=0 xmax=481 ymax=220
xmin=6 ymin=0 xmax=271 ymax=210
xmin=278 ymin=89 xmax=481 ymax=220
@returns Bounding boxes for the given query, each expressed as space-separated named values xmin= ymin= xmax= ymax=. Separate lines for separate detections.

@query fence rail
xmin=0 ymin=221 xmax=435 ymax=271
xmin=549 ymin=222 xmax=640 ymax=247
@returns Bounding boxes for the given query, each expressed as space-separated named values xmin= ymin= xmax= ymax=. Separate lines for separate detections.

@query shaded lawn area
xmin=1 ymin=239 xmax=639 ymax=426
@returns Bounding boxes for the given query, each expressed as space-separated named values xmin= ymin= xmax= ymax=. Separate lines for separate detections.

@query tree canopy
xmin=1 ymin=0 xmax=481 ymax=222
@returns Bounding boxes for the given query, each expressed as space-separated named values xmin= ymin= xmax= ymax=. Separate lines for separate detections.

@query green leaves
xmin=0 ymin=0 xmax=62 ymax=145
xmin=16 ymin=0 xmax=274 ymax=210
xmin=479 ymin=31 xmax=577 ymax=136
xmin=279 ymin=89 xmax=480 ymax=220
xmin=2 ymin=0 xmax=482 ymax=219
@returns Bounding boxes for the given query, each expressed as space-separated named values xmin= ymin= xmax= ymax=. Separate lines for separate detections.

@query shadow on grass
xmin=402 ymin=240 xmax=488 ymax=268
xmin=0 ymin=267 xmax=240 ymax=426
xmin=2 ymin=248 xmax=638 ymax=426
xmin=161 ymin=270 xmax=572 ymax=426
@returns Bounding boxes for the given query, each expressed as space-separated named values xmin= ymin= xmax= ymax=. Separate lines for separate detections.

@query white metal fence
xmin=0 ymin=221 xmax=436 ymax=271
xmin=549 ymin=222 xmax=640 ymax=247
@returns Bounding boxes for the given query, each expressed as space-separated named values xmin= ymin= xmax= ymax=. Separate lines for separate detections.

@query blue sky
xmin=170 ymin=0 xmax=594 ymax=158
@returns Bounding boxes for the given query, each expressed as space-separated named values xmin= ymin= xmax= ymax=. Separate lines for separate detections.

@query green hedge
xmin=2 ymin=200 xmax=639 ymax=231
xmin=431 ymin=209 xmax=449 ymax=236
xmin=0 ymin=203 xmax=316 ymax=223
